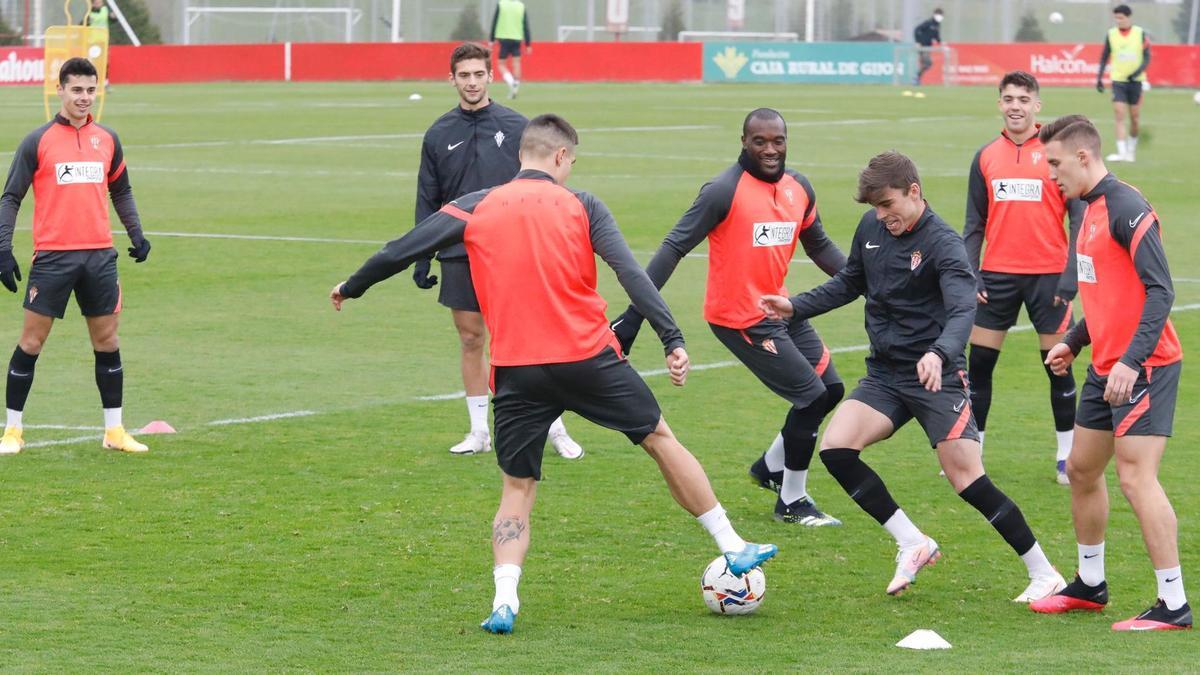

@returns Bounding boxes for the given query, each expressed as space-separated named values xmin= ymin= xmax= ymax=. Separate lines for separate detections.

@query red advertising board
xmin=0 ymin=47 xmax=45 ymax=85
xmin=931 ymin=43 xmax=1200 ymax=88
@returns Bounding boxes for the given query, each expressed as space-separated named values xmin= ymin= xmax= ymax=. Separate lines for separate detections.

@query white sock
xmin=1078 ymin=542 xmax=1105 ymax=587
xmin=1156 ymin=566 xmax=1186 ymax=611
xmin=493 ymin=563 xmax=521 ymax=613
xmin=1129 ymin=136 xmax=1138 ymax=152
xmin=1055 ymin=430 xmax=1073 ymax=462
xmin=6 ymin=408 xmax=22 ymax=429
xmin=465 ymin=395 xmax=489 ymax=434
xmin=1020 ymin=541 xmax=1056 ymax=578
xmin=883 ymin=509 xmax=925 ymax=548
xmin=502 ymin=71 xmax=514 ymax=86
xmin=780 ymin=469 xmax=808 ymax=504
xmin=763 ymin=433 xmax=785 ymax=472
xmin=548 ymin=416 xmax=566 ymax=437
xmin=697 ymin=504 xmax=746 ymax=554
xmin=978 ymin=430 xmax=985 ymax=453
xmin=1116 ymin=139 xmax=1128 ymax=157
xmin=103 ymin=407 xmax=122 ymax=429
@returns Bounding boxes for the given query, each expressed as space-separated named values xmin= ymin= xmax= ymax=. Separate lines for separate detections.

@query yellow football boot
xmin=102 ymin=426 xmax=149 ymax=453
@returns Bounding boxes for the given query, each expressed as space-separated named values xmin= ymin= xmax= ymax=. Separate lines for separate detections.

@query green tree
xmin=109 ymin=0 xmax=162 ymax=46
xmin=660 ymin=0 xmax=685 ymax=42
xmin=0 ymin=12 xmax=22 ymax=45
xmin=1015 ymin=11 xmax=1046 ymax=43
xmin=449 ymin=4 xmax=484 ymax=42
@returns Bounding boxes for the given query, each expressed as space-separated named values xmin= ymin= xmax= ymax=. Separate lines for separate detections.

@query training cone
xmin=914 ymin=91 xmax=927 ymax=99
xmin=901 ymin=90 xmax=914 ymax=97
xmin=896 ymin=629 xmax=951 ymax=650
xmin=408 ymin=93 xmax=423 ymax=101
xmin=138 ymin=420 xmax=177 ymax=434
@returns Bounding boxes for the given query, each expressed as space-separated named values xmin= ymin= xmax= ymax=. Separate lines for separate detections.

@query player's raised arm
xmin=336 ymin=192 xmax=483 ymax=304
xmin=582 ymin=191 xmax=684 ymax=355
xmin=787 ymin=213 xmax=869 ymax=319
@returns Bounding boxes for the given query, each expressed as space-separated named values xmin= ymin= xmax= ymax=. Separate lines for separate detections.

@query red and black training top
xmin=342 ymin=169 xmax=685 ymax=366
xmin=1064 ymin=173 xmax=1181 ymax=376
xmin=0 ymin=114 xmax=144 ymax=253
xmin=963 ymin=128 xmax=1085 ymax=293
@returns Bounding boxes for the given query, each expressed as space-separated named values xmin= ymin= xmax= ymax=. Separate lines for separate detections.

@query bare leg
xmin=1114 ymin=434 xmax=1178 ymax=568
xmin=85 ymin=312 xmax=119 ymax=351
xmin=1112 ymin=101 xmax=1129 ymax=142
xmin=452 ymin=309 xmax=488 ymax=397
xmin=492 ymin=473 xmax=537 ymax=566
xmin=18 ymin=310 xmax=54 ymax=355
xmin=1068 ymin=426 xmax=1114 ymax=545
xmin=640 ymin=418 xmax=718 ymax=516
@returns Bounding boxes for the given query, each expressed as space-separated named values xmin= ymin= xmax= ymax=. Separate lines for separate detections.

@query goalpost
xmin=182 ymin=5 xmax=361 ymax=45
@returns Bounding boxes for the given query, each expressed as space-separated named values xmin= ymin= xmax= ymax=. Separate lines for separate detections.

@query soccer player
xmin=1096 ymin=4 xmax=1150 ymax=163
xmin=963 ymin=70 xmax=1085 ymax=485
xmin=416 ymin=42 xmax=580 ymax=459
xmin=610 ymin=108 xmax=846 ymax=527
xmin=913 ymin=8 xmax=944 ymax=85
xmin=760 ymin=151 xmax=1065 ymax=602
xmin=0 ymin=57 xmax=151 ymax=455
xmin=490 ymin=0 xmax=531 ymax=99
xmin=1032 ymin=115 xmax=1190 ymax=631
xmin=330 ymin=114 xmax=777 ymax=634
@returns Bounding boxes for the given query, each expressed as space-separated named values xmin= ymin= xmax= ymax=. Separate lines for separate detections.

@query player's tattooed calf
xmin=493 ymin=517 xmax=526 ymax=545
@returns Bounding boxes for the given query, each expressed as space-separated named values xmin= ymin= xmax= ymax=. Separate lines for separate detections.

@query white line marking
xmin=416 ymin=391 xmax=468 ymax=401
xmin=208 ymin=411 xmax=317 ymax=426
xmin=24 ymin=424 xmax=103 ymax=431
xmin=25 ymin=434 xmax=101 ymax=449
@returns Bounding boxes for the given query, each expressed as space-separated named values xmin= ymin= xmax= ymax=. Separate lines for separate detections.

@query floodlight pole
xmin=805 ymin=0 xmax=814 ymax=42
xmin=390 ymin=0 xmax=401 ymax=42
xmin=105 ymin=0 xmax=141 ymax=46
xmin=1189 ymin=0 xmax=1199 ymax=45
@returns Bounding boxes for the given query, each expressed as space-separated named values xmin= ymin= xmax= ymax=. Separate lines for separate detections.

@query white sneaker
xmin=449 ymin=430 xmax=491 ymax=455
xmin=1014 ymin=570 xmax=1067 ymax=603
xmin=0 ymin=426 xmax=24 ymax=455
xmin=887 ymin=536 xmax=941 ymax=596
xmin=1105 ymin=152 xmax=1126 ymax=162
xmin=549 ymin=429 xmax=583 ymax=459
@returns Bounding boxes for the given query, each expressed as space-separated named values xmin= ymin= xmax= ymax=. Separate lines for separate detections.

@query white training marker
xmin=138 ymin=420 xmax=177 ymax=434
xmin=896 ymin=629 xmax=951 ymax=650
xmin=408 ymin=93 xmax=423 ymax=101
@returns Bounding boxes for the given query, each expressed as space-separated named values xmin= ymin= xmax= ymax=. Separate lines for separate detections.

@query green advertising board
xmin=704 ymin=42 xmax=905 ymax=84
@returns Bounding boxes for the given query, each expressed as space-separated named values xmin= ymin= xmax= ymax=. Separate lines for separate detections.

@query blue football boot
xmin=481 ymin=604 xmax=516 ymax=634
xmin=725 ymin=543 xmax=779 ymax=577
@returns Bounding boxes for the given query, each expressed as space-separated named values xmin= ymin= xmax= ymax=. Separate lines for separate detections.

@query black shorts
xmin=492 ymin=346 xmax=661 ymax=480
xmin=709 ymin=317 xmax=840 ymax=409
xmin=975 ymin=271 xmax=1073 ymax=335
xmin=436 ymin=259 xmax=480 ymax=312
xmin=849 ymin=361 xmax=979 ymax=448
xmin=25 ymin=248 xmax=121 ymax=319
xmin=1075 ymin=362 xmax=1179 ymax=437
xmin=1112 ymin=81 xmax=1143 ymax=105
xmin=497 ymin=39 xmax=523 ymax=59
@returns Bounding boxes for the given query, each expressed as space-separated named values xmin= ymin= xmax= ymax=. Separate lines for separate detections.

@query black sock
xmin=1041 ymin=349 xmax=1077 ymax=432
xmin=958 ymin=475 xmax=1037 ymax=555
xmin=822 ymin=381 xmax=845 ymax=416
xmin=6 ymin=346 xmax=39 ymax=412
xmin=968 ymin=345 xmax=1000 ymax=431
xmin=94 ymin=350 xmax=123 ymax=410
xmin=782 ymin=393 xmax=827 ymax=471
xmin=820 ymin=448 xmax=900 ymax=525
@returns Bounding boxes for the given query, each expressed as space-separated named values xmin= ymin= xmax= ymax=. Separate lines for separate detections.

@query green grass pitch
xmin=0 ymin=81 xmax=1196 ymax=670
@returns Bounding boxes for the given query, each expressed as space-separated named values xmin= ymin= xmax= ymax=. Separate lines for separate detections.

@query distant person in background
xmin=1096 ymin=4 xmax=1150 ymax=163
xmin=913 ymin=7 xmax=943 ymax=86
xmin=490 ymin=0 xmax=531 ymax=99
xmin=84 ymin=0 xmax=109 ymax=29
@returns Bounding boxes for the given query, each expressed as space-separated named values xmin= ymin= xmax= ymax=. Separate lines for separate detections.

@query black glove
xmin=412 ymin=259 xmax=438 ymax=289
xmin=1055 ymin=281 xmax=1077 ymax=304
xmin=1095 ymin=81 xmax=1105 ymax=93
xmin=0 ymin=249 xmax=20 ymax=293
xmin=128 ymin=237 xmax=151 ymax=263
xmin=610 ymin=308 xmax=644 ymax=355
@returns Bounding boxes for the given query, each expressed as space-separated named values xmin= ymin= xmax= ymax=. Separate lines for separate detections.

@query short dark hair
xmin=855 ymin=151 xmax=921 ymax=205
xmin=1038 ymin=114 xmax=1102 ymax=156
xmin=1113 ymin=5 xmax=1132 ymax=16
xmin=59 ymin=57 xmax=97 ymax=85
xmin=999 ymin=70 xmax=1039 ymax=95
xmin=450 ymin=42 xmax=491 ymax=74
xmin=741 ymin=107 xmax=786 ymax=137
xmin=520 ymin=114 xmax=579 ymax=158
xmin=933 ymin=7 xmax=943 ymax=15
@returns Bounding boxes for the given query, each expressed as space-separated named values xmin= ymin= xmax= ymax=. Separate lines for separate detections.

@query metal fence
xmin=4 ymin=0 xmax=1197 ymax=46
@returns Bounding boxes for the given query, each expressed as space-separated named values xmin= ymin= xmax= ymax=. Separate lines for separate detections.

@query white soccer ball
xmin=701 ymin=556 xmax=766 ymax=615
xmin=1049 ymin=11 xmax=1064 ymax=24
xmin=1193 ymin=91 xmax=1200 ymax=105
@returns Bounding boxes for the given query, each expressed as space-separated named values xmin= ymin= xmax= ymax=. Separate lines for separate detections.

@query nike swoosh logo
xmin=1129 ymin=211 xmax=1146 ymax=228
xmin=1083 ymin=553 xmax=1099 ymax=559
xmin=1061 ymin=389 xmax=1077 ymax=398
xmin=9 ymin=370 xmax=29 ymax=377
xmin=1129 ymin=388 xmax=1148 ymax=404
xmin=447 ymin=141 xmax=465 ymax=151
xmin=865 ymin=242 xmax=880 ymax=249
xmin=1166 ymin=576 xmax=1180 ymax=583
xmin=611 ymin=319 xmax=623 ymax=328
xmin=107 ymin=367 xmax=123 ymax=373
xmin=953 ymin=399 xmax=966 ymax=412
